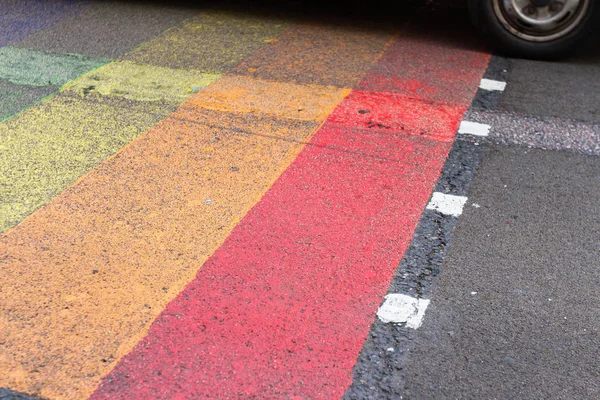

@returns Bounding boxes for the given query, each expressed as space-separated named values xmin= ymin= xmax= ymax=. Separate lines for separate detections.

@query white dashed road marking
xmin=458 ymin=120 xmax=490 ymax=137
xmin=426 ymin=192 xmax=468 ymax=217
xmin=377 ymin=293 xmax=430 ymax=329
xmin=480 ymin=78 xmax=507 ymax=91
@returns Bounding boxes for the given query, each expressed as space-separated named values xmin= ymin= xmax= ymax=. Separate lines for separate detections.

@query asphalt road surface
xmin=0 ymin=1 xmax=598 ymax=399
xmin=396 ymin=55 xmax=600 ymax=400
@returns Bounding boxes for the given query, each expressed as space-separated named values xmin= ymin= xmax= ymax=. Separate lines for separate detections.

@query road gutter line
xmin=344 ymin=55 xmax=510 ymax=399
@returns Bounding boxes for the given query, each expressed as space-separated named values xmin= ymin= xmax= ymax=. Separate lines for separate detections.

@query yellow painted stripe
xmin=62 ymin=61 xmax=221 ymax=104
xmin=123 ymin=12 xmax=286 ymax=72
xmin=0 ymin=95 xmax=175 ymax=233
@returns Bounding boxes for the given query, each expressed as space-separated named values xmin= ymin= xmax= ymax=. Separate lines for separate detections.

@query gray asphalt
xmin=501 ymin=59 xmax=600 ymax=124
xmin=403 ymin=145 xmax=600 ymax=399
xmin=399 ymin=23 xmax=600 ymax=400
xmin=468 ymin=38 xmax=600 ymax=155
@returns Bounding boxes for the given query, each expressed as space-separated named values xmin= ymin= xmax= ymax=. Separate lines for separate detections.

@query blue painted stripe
xmin=0 ymin=0 xmax=89 ymax=47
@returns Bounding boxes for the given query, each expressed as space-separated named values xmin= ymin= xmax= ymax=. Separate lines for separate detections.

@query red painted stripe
xmin=326 ymin=90 xmax=465 ymax=141
xmin=92 ymin=38 xmax=489 ymax=399
xmin=357 ymin=36 xmax=490 ymax=105
xmin=91 ymin=125 xmax=451 ymax=400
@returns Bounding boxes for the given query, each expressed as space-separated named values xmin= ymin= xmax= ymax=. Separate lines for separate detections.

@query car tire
xmin=468 ymin=0 xmax=598 ymax=59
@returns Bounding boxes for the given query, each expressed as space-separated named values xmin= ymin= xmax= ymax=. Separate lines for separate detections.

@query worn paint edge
xmin=343 ymin=55 xmax=509 ymax=400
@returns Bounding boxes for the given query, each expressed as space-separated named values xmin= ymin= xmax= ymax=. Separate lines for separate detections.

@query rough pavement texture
xmin=501 ymin=58 xmax=600 ymax=124
xmin=0 ymin=0 xmax=87 ymax=47
xmin=466 ymin=108 xmax=600 ymax=156
xmin=233 ymin=24 xmax=392 ymax=87
xmin=8 ymin=0 xmax=599 ymax=399
xmin=13 ymin=2 xmax=193 ymax=59
xmin=123 ymin=12 xmax=286 ymax=73
xmin=0 ymin=47 xmax=109 ymax=87
xmin=0 ymin=95 xmax=175 ymax=233
xmin=0 ymin=81 xmax=56 ymax=121
xmin=402 ymin=144 xmax=600 ymax=399
xmin=469 ymin=53 xmax=600 ymax=156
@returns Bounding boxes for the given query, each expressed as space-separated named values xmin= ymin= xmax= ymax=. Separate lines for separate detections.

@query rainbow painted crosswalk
xmin=0 ymin=3 xmax=489 ymax=398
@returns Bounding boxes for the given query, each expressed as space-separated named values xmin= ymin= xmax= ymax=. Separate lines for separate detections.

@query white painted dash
xmin=480 ymin=78 xmax=506 ymax=91
xmin=458 ymin=120 xmax=490 ymax=137
xmin=377 ymin=293 xmax=430 ymax=329
xmin=426 ymin=192 xmax=468 ymax=217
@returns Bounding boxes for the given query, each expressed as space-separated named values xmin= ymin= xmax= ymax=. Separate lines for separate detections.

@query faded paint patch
xmin=124 ymin=12 xmax=286 ymax=72
xmin=0 ymin=95 xmax=175 ymax=233
xmin=233 ymin=24 xmax=392 ymax=87
xmin=357 ymin=37 xmax=490 ymax=106
xmin=327 ymin=90 xmax=465 ymax=141
xmin=0 ymin=47 xmax=109 ymax=87
xmin=377 ymin=293 xmax=430 ymax=329
xmin=184 ymin=75 xmax=350 ymax=122
xmin=63 ymin=61 xmax=221 ymax=104
xmin=0 ymin=112 xmax=319 ymax=399
xmin=12 ymin=2 xmax=193 ymax=60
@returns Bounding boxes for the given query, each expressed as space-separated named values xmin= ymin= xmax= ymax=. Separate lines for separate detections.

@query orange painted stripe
xmin=183 ymin=74 xmax=350 ymax=122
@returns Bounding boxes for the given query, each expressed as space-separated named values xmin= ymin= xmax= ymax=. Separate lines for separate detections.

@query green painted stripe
xmin=62 ymin=61 xmax=221 ymax=104
xmin=0 ymin=81 xmax=57 ymax=122
xmin=0 ymin=47 xmax=110 ymax=87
